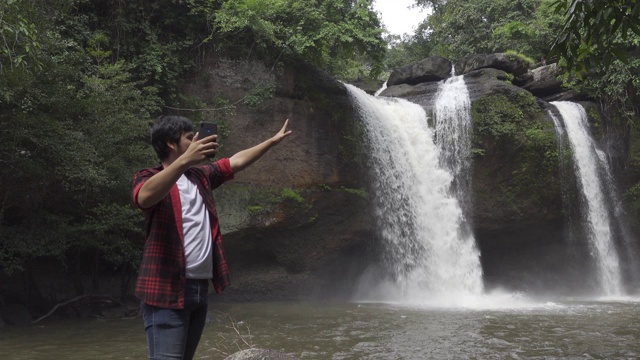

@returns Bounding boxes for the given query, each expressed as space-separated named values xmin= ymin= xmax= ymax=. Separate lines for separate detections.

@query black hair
xmin=150 ymin=115 xmax=194 ymax=161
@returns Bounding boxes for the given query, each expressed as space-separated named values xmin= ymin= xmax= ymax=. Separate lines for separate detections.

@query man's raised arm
xmin=229 ymin=119 xmax=292 ymax=173
xmin=137 ymin=133 xmax=217 ymax=209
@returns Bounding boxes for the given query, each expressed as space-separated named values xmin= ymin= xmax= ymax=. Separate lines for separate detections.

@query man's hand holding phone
xmin=197 ymin=122 xmax=219 ymax=160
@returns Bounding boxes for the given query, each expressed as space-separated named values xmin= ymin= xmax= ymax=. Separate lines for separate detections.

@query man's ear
xmin=166 ymin=141 xmax=177 ymax=152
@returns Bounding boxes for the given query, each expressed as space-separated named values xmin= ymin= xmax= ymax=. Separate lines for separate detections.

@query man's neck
xmin=161 ymin=154 xmax=179 ymax=169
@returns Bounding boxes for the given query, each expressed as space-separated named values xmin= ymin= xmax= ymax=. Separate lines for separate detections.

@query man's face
xmin=172 ymin=131 xmax=194 ymax=156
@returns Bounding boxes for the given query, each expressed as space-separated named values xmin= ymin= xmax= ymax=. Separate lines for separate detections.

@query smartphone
xmin=199 ymin=122 xmax=218 ymax=138
xmin=198 ymin=122 xmax=218 ymax=159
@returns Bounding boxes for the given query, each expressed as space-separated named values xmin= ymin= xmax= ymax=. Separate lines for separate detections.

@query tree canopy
xmin=3 ymin=0 xmax=640 ymax=307
xmin=0 ymin=0 xmax=387 ymax=303
xmin=549 ymin=0 xmax=640 ymax=73
xmin=401 ymin=0 xmax=563 ymax=63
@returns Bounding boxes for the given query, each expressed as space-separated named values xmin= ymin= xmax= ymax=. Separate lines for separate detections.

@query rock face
xmin=0 ymin=304 xmax=31 ymax=326
xmin=379 ymin=54 xmax=629 ymax=293
xmin=521 ymin=63 xmax=565 ymax=99
xmin=177 ymin=53 xmax=633 ymax=299
xmin=183 ymin=59 xmax=378 ymax=301
xmin=455 ymin=53 xmax=530 ymax=77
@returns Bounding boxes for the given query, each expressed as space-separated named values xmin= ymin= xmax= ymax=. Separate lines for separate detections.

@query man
xmin=132 ymin=115 xmax=291 ymax=360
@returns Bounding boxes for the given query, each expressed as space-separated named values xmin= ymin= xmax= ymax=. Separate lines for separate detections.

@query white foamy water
xmin=552 ymin=101 xmax=623 ymax=295
xmin=345 ymin=83 xmax=483 ymax=306
xmin=374 ymin=81 xmax=387 ymax=96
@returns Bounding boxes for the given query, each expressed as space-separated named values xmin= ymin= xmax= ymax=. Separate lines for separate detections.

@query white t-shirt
xmin=176 ymin=174 xmax=213 ymax=279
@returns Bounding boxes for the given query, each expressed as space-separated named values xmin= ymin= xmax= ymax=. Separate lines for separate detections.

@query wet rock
xmin=387 ymin=56 xmax=452 ymax=86
xmin=349 ymin=78 xmax=385 ymax=95
xmin=184 ymin=58 xmax=376 ymax=301
xmin=455 ymin=53 xmax=529 ymax=77
xmin=521 ymin=63 xmax=566 ymax=98
xmin=225 ymin=348 xmax=299 ymax=360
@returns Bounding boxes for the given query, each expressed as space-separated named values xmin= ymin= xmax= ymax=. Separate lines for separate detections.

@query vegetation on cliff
xmin=390 ymin=0 xmax=640 ymax=242
xmin=471 ymin=91 xmax=561 ymax=223
xmin=0 ymin=0 xmax=385 ymax=307
xmin=2 ymin=0 xmax=640 ymax=311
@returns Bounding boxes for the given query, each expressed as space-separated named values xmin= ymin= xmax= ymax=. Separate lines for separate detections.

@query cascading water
xmin=548 ymin=109 xmax=582 ymax=244
xmin=551 ymin=101 xmax=623 ymax=295
xmin=433 ymin=70 xmax=474 ymax=228
xmin=374 ymin=81 xmax=387 ymax=97
xmin=345 ymin=82 xmax=483 ymax=304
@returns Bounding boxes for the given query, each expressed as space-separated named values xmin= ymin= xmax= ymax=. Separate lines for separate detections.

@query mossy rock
xmin=470 ymin=91 xmax=563 ymax=230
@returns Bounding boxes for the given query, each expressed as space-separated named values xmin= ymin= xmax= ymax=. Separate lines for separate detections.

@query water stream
xmin=345 ymin=82 xmax=483 ymax=305
xmin=2 ymin=300 xmax=639 ymax=359
xmin=551 ymin=101 xmax=624 ymax=295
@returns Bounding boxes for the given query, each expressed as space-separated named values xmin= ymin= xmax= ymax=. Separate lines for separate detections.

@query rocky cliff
xmin=182 ymin=59 xmax=379 ymax=301
xmin=184 ymin=54 xmax=637 ymax=299
xmin=381 ymin=54 xmax=636 ymax=293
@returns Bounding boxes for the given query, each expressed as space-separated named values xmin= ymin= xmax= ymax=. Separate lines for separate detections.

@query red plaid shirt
xmin=132 ymin=158 xmax=234 ymax=309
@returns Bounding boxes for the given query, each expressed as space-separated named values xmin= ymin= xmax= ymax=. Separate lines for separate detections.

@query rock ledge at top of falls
xmin=387 ymin=56 xmax=452 ymax=86
xmin=385 ymin=53 xmax=532 ymax=89
xmin=455 ymin=53 xmax=530 ymax=77
xmin=380 ymin=53 xmax=579 ymax=103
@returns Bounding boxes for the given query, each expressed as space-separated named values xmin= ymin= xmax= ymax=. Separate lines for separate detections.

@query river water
xmin=1 ymin=298 xmax=639 ymax=359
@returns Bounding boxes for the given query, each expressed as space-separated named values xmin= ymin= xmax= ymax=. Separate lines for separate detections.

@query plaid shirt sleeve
xmin=202 ymin=157 xmax=235 ymax=189
xmin=131 ymin=166 xmax=187 ymax=309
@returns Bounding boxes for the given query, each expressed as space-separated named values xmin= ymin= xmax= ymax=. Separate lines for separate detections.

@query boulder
xmin=387 ymin=56 xmax=452 ymax=86
xmin=521 ymin=63 xmax=565 ymax=98
xmin=225 ymin=348 xmax=299 ymax=360
xmin=455 ymin=53 xmax=530 ymax=77
xmin=378 ymin=81 xmax=442 ymax=109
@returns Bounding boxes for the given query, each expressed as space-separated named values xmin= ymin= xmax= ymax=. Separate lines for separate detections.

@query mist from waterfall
xmin=551 ymin=101 xmax=624 ymax=296
xmin=345 ymin=82 xmax=484 ymax=306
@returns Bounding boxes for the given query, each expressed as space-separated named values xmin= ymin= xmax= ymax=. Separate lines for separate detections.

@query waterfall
xmin=345 ymin=83 xmax=483 ymax=302
xmin=548 ymin=109 xmax=582 ymax=244
xmin=374 ymin=81 xmax=387 ymax=97
xmin=434 ymin=72 xmax=473 ymax=222
xmin=551 ymin=101 xmax=623 ymax=295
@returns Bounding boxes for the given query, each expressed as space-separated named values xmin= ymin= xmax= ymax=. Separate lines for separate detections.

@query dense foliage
xmin=383 ymin=0 xmax=564 ymax=69
xmin=0 ymin=0 xmax=385 ymax=304
xmin=549 ymin=0 xmax=640 ymax=74
xmin=213 ymin=0 xmax=385 ymax=79
xmin=2 ymin=0 xmax=640 ymax=307
xmin=391 ymin=0 xmax=640 ymax=227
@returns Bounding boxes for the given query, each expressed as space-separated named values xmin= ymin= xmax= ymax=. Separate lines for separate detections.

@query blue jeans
xmin=143 ymin=279 xmax=210 ymax=360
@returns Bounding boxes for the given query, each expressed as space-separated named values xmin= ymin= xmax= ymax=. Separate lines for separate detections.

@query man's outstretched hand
xmin=272 ymin=119 xmax=292 ymax=144
xmin=229 ymin=118 xmax=293 ymax=173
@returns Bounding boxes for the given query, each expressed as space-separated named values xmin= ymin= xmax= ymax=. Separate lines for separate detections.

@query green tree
xmin=0 ymin=0 xmax=390 ymax=307
xmin=0 ymin=0 xmax=42 ymax=72
xmin=549 ymin=0 xmax=640 ymax=73
xmin=213 ymin=0 xmax=386 ymax=79
xmin=408 ymin=0 xmax=563 ymax=62
xmin=0 ymin=0 xmax=160 ymax=302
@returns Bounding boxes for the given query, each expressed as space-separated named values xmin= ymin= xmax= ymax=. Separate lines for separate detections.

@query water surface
xmin=1 ymin=299 xmax=639 ymax=359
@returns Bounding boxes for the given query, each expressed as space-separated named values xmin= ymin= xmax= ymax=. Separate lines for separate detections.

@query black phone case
xmin=199 ymin=122 xmax=217 ymax=138
xmin=199 ymin=122 xmax=217 ymax=159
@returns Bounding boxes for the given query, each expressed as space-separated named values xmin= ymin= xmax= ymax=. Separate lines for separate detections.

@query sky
xmin=373 ymin=0 xmax=428 ymax=36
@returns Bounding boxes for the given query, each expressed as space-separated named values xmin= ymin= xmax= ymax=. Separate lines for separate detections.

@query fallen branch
xmin=31 ymin=295 xmax=121 ymax=324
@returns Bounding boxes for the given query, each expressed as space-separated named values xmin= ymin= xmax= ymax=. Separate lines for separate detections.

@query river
xmin=1 ymin=298 xmax=639 ymax=359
